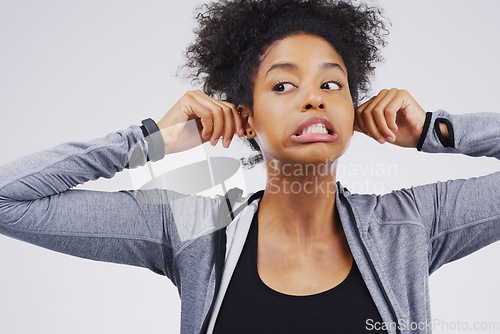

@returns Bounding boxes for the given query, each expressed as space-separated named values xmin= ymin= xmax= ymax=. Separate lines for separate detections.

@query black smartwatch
xmin=140 ymin=118 xmax=165 ymax=162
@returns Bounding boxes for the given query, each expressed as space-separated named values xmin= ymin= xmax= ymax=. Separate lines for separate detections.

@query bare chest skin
xmin=256 ymin=213 xmax=354 ymax=296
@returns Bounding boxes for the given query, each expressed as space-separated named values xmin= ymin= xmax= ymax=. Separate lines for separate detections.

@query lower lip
xmin=290 ymin=132 xmax=338 ymax=142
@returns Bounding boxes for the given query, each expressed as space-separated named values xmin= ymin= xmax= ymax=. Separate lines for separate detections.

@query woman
xmin=0 ymin=1 xmax=499 ymax=333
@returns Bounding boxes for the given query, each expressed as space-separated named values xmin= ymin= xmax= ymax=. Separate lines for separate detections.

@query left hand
xmin=354 ymin=88 xmax=427 ymax=148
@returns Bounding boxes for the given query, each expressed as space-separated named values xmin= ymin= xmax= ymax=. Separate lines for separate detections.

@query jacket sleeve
xmin=0 ymin=125 xmax=221 ymax=286
xmin=409 ymin=110 xmax=500 ymax=274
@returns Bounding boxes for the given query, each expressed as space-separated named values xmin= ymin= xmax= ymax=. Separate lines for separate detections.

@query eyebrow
xmin=265 ymin=62 xmax=346 ymax=77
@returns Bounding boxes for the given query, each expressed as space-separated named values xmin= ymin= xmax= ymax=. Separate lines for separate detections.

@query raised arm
xmin=411 ymin=110 xmax=500 ymax=273
xmin=355 ymin=88 xmax=500 ymax=273
xmin=0 ymin=125 xmax=181 ymax=281
xmin=0 ymin=91 xmax=246 ymax=285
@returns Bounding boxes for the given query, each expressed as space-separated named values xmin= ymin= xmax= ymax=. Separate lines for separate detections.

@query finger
xmin=192 ymin=91 xmax=241 ymax=148
xmin=371 ymin=88 xmax=399 ymax=142
xmin=191 ymin=91 xmax=228 ymax=146
xmin=353 ymin=119 xmax=362 ymax=133
xmin=363 ymin=111 xmax=386 ymax=143
xmin=385 ymin=90 xmax=411 ymax=131
xmin=221 ymin=100 xmax=244 ymax=139
xmin=181 ymin=93 xmax=213 ymax=141
xmin=221 ymin=101 xmax=244 ymax=138
xmin=378 ymin=88 xmax=400 ymax=132
xmin=355 ymin=96 xmax=375 ymax=134
xmin=361 ymin=89 xmax=389 ymax=142
xmin=188 ymin=91 xmax=225 ymax=145
xmin=213 ymin=100 xmax=237 ymax=148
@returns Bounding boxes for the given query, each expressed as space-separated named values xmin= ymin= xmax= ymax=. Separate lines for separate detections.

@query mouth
xmin=291 ymin=116 xmax=338 ymax=142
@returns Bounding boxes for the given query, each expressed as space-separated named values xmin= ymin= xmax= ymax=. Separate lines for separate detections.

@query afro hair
xmin=184 ymin=0 xmax=389 ymax=168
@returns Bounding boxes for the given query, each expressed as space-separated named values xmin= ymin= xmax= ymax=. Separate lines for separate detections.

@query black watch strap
xmin=141 ymin=118 xmax=165 ymax=162
xmin=416 ymin=112 xmax=432 ymax=152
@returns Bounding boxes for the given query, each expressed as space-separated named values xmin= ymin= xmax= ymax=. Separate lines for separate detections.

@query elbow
xmin=0 ymin=195 xmax=29 ymax=226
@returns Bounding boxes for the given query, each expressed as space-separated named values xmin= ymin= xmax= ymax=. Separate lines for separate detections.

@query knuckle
xmin=361 ymin=110 xmax=372 ymax=120
xmin=360 ymin=106 xmax=370 ymax=115
xmin=212 ymin=106 xmax=223 ymax=115
xmin=201 ymin=117 xmax=212 ymax=127
xmin=200 ymin=112 xmax=212 ymax=120
xmin=372 ymin=106 xmax=384 ymax=115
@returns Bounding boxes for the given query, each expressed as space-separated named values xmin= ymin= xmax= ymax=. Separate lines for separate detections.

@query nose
xmin=305 ymin=102 xmax=324 ymax=110
xmin=302 ymin=87 xmax=325 ymax=111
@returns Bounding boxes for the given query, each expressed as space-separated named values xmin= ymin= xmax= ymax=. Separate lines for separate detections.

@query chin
xmin=290 ymin=151 xmax=341 ymax=165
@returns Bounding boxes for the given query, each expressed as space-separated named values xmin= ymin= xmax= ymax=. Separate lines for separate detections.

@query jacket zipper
xmin=340 ymin=191 xmax=402 ymax=334
xmin=199 ymin=189 xmax=263 ymax=334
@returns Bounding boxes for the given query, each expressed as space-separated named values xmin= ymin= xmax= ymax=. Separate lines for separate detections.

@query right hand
xmin=156 ymin=90 xmax=246 ymax=155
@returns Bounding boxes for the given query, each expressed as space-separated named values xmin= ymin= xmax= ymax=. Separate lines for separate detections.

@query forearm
xmin=418 ymin=110 xmax=500 ymax=159
xmin=0 ymin=125 xmax=147 ymax=201
xmin=438 ymin=121 xmax=449 ymax=142
xmin=0 ymin=125 xmax=181 ymax=278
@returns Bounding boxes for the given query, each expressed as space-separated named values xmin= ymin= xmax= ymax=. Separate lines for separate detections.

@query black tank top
xmin=213 ymin=206 xmax=388 ymax=334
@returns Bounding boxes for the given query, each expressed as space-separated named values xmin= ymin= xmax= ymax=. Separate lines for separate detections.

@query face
xmin=244 ymin=33 xmax=355 ymax=165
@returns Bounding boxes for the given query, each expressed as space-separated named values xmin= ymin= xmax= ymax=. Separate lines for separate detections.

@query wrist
xmin=416 ymin=112 xmax=432 ymax=151
xmin=141 ymin=118 xmax=165 ymax=162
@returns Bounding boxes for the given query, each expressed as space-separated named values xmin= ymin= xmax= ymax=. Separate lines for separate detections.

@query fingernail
xmin=377 ymin=138 xmax=386 ymax=144
xmin=386 ymin=136 xmax=395 ymax=143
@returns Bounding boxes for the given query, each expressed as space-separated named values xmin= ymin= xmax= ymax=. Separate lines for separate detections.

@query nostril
xmin=305 ymin=104 xmax=313 ymax=109
xmin=319 ymin=104 xmax=324 ymax=109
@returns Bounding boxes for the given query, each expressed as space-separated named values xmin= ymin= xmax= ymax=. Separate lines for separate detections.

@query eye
xmin=321 ymin=81 xmax=342 ymax=91
xmin=273 ymin=82 xmax=295 ymax=93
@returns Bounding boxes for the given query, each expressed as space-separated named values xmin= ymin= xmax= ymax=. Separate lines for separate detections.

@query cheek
xmin=340 ymin=103 xmax=355 ymax=124
xmin=338 ymin=108 xmax=355 ymax=138
xmin=252 ymin=95 xmax=285 ymax=133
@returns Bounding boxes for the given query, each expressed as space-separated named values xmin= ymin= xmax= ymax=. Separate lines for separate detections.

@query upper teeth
xmin=299 ymin=123 xmax=328 ymax=135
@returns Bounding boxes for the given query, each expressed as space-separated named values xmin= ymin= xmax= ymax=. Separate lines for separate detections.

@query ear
xmin=238 ymin=104 xmax=256 ymax=139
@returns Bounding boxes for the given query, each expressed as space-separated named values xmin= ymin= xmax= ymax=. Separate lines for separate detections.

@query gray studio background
xmin=1 ymin=0 xmax=499 ymax=333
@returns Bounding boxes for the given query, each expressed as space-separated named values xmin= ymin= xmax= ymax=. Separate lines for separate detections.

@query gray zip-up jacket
xmin=1 ymin=110 xmax=499 ymax=334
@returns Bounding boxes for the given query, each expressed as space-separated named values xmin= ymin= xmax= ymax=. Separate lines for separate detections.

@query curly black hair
xmin=184 ymin=0 xmax=389 ymax=168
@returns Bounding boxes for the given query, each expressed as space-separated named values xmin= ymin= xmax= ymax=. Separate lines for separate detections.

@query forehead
xmin=258 ymin=33 xmax=346 ymax=73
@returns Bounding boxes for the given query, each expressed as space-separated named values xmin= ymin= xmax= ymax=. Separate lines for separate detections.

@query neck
xmin=258 ymin=158 xmax=340 ymax=246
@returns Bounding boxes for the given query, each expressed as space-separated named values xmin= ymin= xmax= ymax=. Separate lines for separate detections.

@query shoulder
xmin=339 ymin=184 xmax=424 ymax=229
